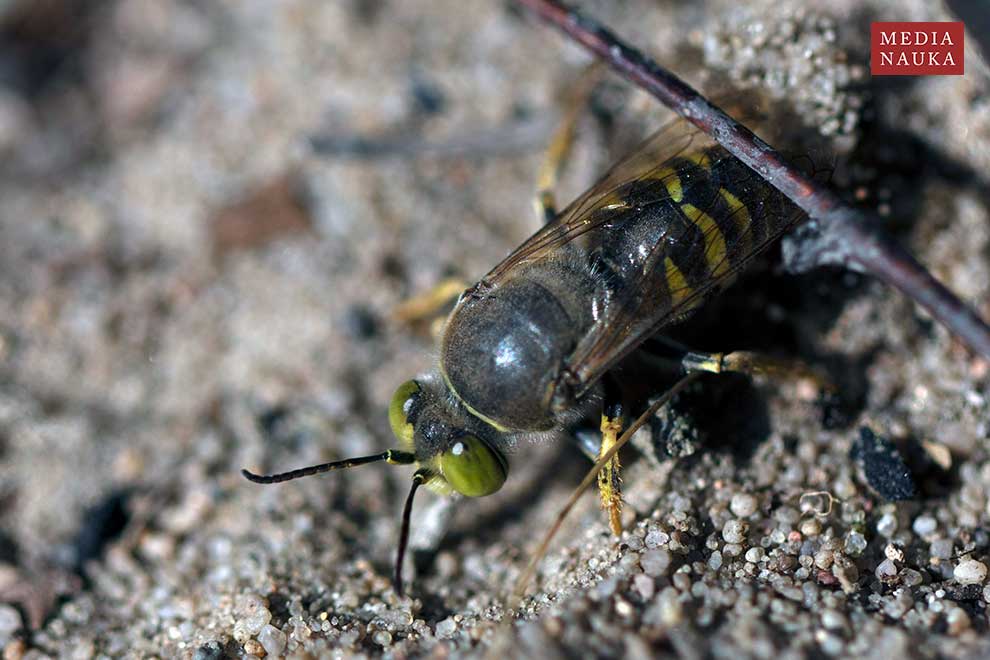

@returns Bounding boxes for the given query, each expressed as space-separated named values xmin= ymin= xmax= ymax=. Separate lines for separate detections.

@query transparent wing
xmin=483 ymin=119 xmax=699 ymax=284
xmin=477 ymin=107 xmax=810 ymax=399
xmin=563 ymin=173 xmax=806 ymax=396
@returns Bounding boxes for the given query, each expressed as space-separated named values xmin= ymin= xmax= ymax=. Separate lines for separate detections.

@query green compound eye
xmin=439 ymin=435 xmax=507 ymax=497
xmin=388 ymin=380 xmax=421 ymax=446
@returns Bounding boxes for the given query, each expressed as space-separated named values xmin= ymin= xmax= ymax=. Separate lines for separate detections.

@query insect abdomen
xmin=596 ymin=146 xmax=796 ymax=314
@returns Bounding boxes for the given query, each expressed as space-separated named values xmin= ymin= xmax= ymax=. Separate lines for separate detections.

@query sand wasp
xmin=242 ymin=78 xmax=827 ymax=596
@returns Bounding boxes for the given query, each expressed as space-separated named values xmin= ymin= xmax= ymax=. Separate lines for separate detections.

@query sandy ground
xmin=0 ymin=0 xmax=989 ymax=657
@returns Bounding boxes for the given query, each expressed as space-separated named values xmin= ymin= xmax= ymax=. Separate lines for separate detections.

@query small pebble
xmin=644 ymin=529 xmax=670 ymax=549
xmin=775 ymin=506 xmax=800 ymax=524
xmin=618 ymin=552 xmax=641 ymax=574
xmin=258 ymin=625 xmax=287 ymax=656
xmin=232 ymin=621 xmax=251 ymax=644
xmin=844 ymin=532 xmax=867 ymax=556
xmin=745 ymin=547 xmax=765 ymax=563
xmin=913 ymin=515 xmax=937 ymax=537
xmin=930 ymin=538 xmax=954 ymax=560
xmin=292 ymin=622 xmax=311 ymax=641
xmin=884 ymin=544 xmax=905 ymax=563
xmin=779 ymin=585 xmax=804 ymax=602
xmin=779 ymin=555 xmax=798 ymax=572
xmin=902 ymin=568 xmax=923 ymax=587
xmin=633 ymin=574 xmax=655 ymax=600
xmin=243 ymin=640 xmax=264 ymax=656
xmin=4 ymin=639 xmax=26 ymax=660
xmin=435 ymin=618 xmax=457 ymax=639
xmin=196 ymin=636 xmax=224 ymax=657
xmin=239 ymin=595 xmax=272 ymax=635
xmin=954 ymin=558 xmax=988 ymax=585
xmin=876 ymin=513 xmax=898 ymax=537
xmin=640 ymin=549 xmax=672 ymax=577
xmin=833 ymin=475 xmax=857 ymax=499
xmin=884 ymin=589 xmax=913 ymax=619
xmin=817 ymin=631 xmax=844 ymax=656
xmin=708 ymin=551 xmax=723 ymax=570
xmin=821 ymin=609 xmax=845 ymax=630
xmin=0 ymin=606 xmax=21 ymax=645
xmin=833 ymin=560 xmax=859 ymax=593
xmin=730 ymin=493 xmax=758 ymax=518
xmin=947 ymin=606 xmax=971 ymax=634
xmin=814 ymin=549 xmax=834 ymax=570
xmin=723 ymin=543 xmax=743 ymax=557
xmin=799 ymin=518 xmax=821 ymax=537
xmin=875 ymin=559 xmax=898 ymax=580
xmin=435 ymin=551 xmax=459 ymax=579
xmin=722 ymin=519 xmax=748 ymax=544
xmin=656 ymin=588 xmax=683 ymax=626
xmin=594 ymin=577 xmax=619 ymax=601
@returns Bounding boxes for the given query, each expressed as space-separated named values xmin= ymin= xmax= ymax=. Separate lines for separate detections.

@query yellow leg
xmin=681 ymin=350 xmax=832 ymax=391
xmin=392 ymin=277 xmax=468 ymax=324
xmin=534 ymin=63 xmax=605 ymax=224
xmin=598 ymin=411 xmax=624 ymax=536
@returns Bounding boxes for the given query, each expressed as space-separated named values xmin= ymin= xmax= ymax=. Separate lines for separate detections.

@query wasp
xmin=242 ymin=79 xmax=825 ymax=596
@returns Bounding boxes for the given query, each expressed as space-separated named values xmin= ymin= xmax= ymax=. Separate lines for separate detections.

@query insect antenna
xmin=394 ymin=469 xmax=428 ymax=598
xmin=242 ymin=449 xmax=423 ymax=596
xmin=241 ymin=449 xmax=416 ymax=484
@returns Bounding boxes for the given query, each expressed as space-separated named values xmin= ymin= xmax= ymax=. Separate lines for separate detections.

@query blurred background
xmin=0 ymin=0 xmax=988 ymax=657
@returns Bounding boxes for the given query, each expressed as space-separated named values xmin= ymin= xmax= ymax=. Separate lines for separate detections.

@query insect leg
xmin=647 ymin=336 xmax=831 ymax=390
xmin=534 ymin=64 xmax=604 ymax=224
xmin=682 ymin=349 xmax=830 ymax=388
xmin=597 ymin=374 xmax=626 ymax=536
xmin=564 ymin=374 xmax=625 ymax=535
xmin=392 ymin=277 xmax=468 ymax=325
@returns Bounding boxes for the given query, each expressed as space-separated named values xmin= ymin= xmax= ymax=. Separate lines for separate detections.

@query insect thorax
xmin=439 ymin=261 xmax=596 ymax=432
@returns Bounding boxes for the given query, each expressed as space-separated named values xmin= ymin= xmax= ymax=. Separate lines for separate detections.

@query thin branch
xmin=514 ymin=0 xmax=990 ymax=360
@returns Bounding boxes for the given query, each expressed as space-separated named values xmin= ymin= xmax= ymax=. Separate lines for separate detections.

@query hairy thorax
xmin=439 ymin=260 xmax=595 ymax=432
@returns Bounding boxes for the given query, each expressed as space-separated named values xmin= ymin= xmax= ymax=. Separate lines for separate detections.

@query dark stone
xmin=192 ymin=641 xmax=225 ymax=660
xmin=69 ymin=488 xmax=132 ymax=575
xmin=851 ymin=426 xmax=916 ymax=501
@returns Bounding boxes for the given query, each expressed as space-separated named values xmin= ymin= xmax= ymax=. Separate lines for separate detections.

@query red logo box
xmin=871 ymin=22 xmax=964 ymax=76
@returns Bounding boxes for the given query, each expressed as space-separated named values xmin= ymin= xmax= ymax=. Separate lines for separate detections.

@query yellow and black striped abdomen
xmin=591 ymin=145 xmax=798 ymax=319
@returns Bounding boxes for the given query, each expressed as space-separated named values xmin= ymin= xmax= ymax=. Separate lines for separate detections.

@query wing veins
xmin=472 ymin=102 xmax=812 ymax=402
